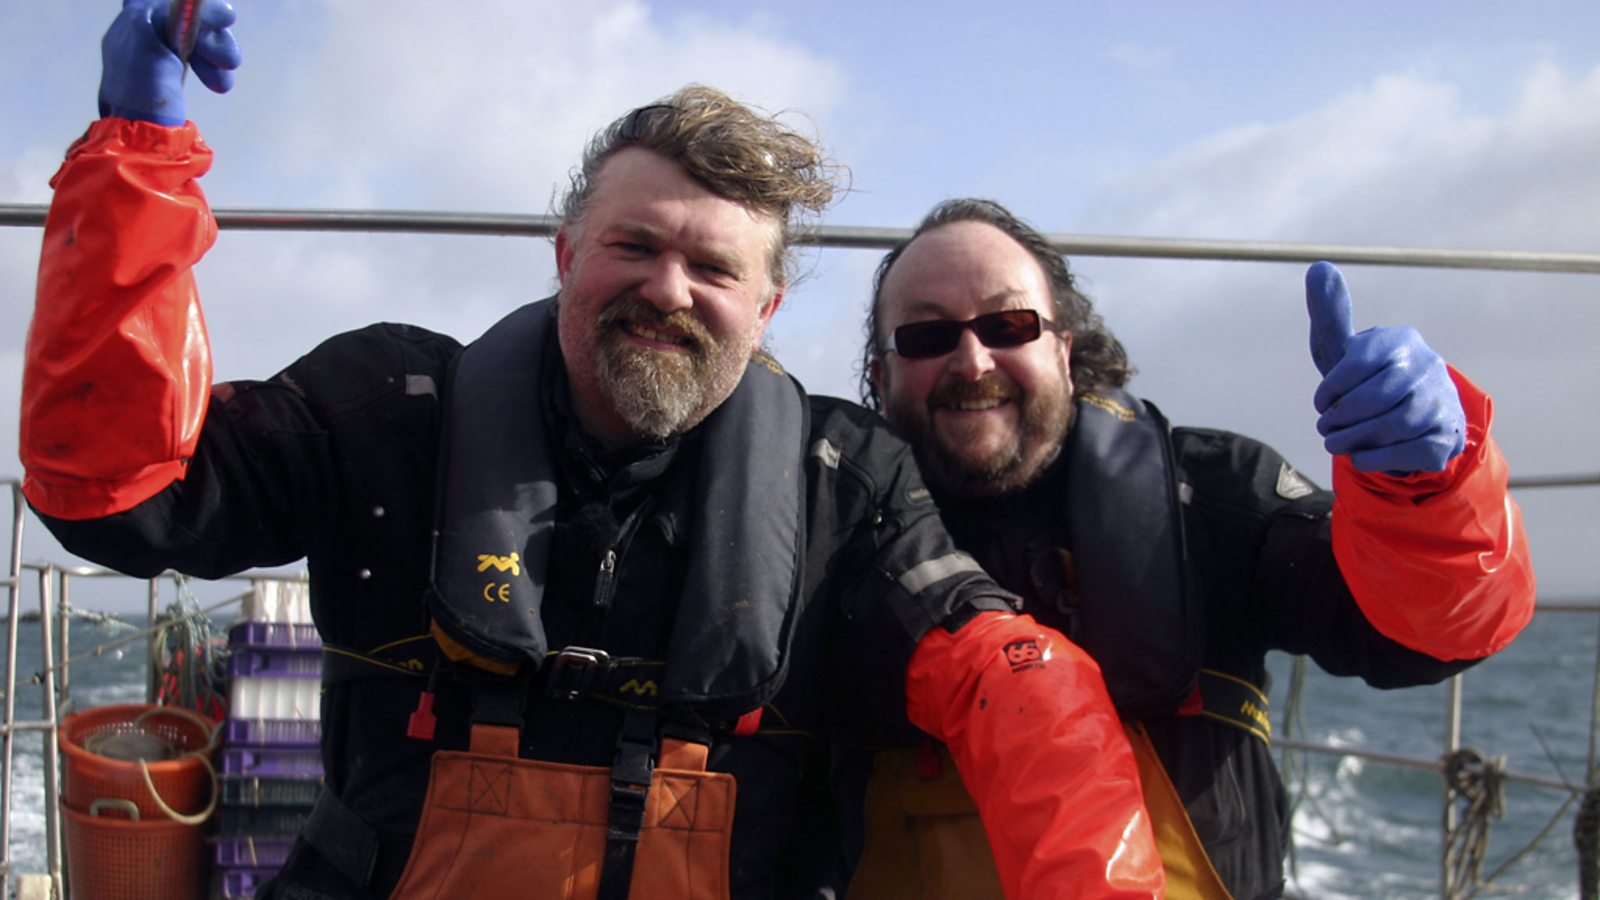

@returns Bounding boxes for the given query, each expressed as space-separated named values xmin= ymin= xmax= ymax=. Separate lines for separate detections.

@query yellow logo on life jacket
xmin=1080 ymin=392 xmax=1136 ymax=422
xmin=477 ymin=552 xmax=521 ymax=576
xmin=1240 ymin=699 xmax=1272 ymax=738
xmin=619 ymin=678 xmax=659 ymax=697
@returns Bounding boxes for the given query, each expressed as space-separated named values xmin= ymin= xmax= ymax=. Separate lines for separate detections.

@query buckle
xmin=543 ymin=646 xmax=610 ymax=702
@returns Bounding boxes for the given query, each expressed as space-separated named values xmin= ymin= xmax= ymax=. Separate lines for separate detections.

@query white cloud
xmin=0 ymin=148 xmax=65 ymax=205
xmin=220 ymin=0 xmax=847 ymax=213
xmin=1104 ymin=41 xmax=1171 ymax=73
xmin=1064 ymin=61 xmax=1600 ymax=598
xmin=1082 ymin=62 xmax=1600 ymax=250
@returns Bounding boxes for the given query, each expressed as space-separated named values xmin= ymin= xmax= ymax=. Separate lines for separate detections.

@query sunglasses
xmin=616 ymin=103 xmax=679 ymax=142
xmin=884 ymin=309 xmax=1061 ymax=360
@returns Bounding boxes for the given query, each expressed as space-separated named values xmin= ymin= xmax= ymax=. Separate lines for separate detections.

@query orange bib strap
xmin=468 ymin=723 xmax=519 ymax=757
xmin=659 ymin=737 xmax=710 ymax=772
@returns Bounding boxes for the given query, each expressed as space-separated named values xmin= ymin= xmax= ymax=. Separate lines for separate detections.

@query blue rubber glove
xmin=1307 ymin=261 xmax=1466 ymax=474
xmin=99 ymin=0 xmax=241 ymax=126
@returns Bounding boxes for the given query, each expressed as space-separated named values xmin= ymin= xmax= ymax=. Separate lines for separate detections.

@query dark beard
xmin=903 ymin=378 xmax=1074 ymax=500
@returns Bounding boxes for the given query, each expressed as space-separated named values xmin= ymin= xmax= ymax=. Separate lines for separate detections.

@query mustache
xmin=599 ymin=296 xmax=711 ymax=354
xmin=929 ymin=376 xmax=1019 ymax=407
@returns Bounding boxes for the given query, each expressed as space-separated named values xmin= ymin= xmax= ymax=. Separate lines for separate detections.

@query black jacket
xmin=43 ymin=317 xmax=1009 ymax=899
xmin=938 ymin=400 xmax=1478 ymax=900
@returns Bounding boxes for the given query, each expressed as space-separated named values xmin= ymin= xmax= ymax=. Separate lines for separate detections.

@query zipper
xmin=593 ymin=548 xmax=618 ymax=613
xmin=581 ymin=501 xmax=648 ymax=645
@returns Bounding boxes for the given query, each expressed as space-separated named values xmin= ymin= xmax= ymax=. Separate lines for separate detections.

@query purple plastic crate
xmin=223 ymin=745 xmax=324 ymax=778
xmin=218 ymin=805 xmax=312 ymax=837
xmin=225 ymin=718 xmax=321 ymax=747
xmin=216 ymin=836 xmax=293 ymax=869
xmin=219 ymin=866 xmax=280 ymax=899
xmin=227 ymin=647 xmax=321 ymax=679
xmin=222 ymin=776 xmax=323 ymax=808
xmin=228 ymin=621 xmax=321 ymax=649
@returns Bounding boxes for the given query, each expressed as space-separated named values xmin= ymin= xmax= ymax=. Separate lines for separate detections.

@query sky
xmin=2 ymin=0 xmax=1598 ymax=608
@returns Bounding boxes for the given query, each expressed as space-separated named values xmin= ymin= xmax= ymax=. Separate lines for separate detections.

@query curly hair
xmin=859 ymin=198 xmax=1134 ymax=410
xmin=559 ymin=84 xmax=843 ymax=289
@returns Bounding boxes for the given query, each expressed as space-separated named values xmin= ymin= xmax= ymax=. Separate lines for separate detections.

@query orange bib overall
xmin=391 ymin=724 xmax=736 ymax=899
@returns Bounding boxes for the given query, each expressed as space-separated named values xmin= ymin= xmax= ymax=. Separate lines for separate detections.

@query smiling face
xmin=872 ymin=220 xmax=1075 ymax=498
xmin=555 ymin=147 xmax=783 ymax=447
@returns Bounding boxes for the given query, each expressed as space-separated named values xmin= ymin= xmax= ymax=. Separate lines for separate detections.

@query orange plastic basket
xmin=59 ymin=703 xmax=220 ymax=820
xmin=62 ymin=802 xmax=207 ymax=900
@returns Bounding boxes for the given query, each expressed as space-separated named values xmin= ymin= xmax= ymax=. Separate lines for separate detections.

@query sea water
xmin=3 ymin=609 xmax=1594 ymax=898
xmin=1268 ymin=606 xmax=1593 ymax=899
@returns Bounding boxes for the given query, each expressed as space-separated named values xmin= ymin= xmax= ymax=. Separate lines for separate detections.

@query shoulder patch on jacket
xmin=1275 ymin=462 xmax=1316 ymax=500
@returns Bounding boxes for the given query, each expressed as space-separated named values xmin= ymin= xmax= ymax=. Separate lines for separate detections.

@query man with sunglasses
xmin=856 ymin=198 xmax=1534 ymax=899
xmin=20 ymin=5 xmax=1165 ymax=899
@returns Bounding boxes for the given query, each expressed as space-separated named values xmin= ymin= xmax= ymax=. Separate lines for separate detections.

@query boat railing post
xmin=146 ymin=577 xmax=161 ymax=703
xmin=2 ymin=480 xmax=26 ymax=885
xmin=1442 ymin=671 xmax=1465 ymax=898
xmin=58 ymin=573 xmax=71 ymax=705
xmin=36 ymin=564 xmax=63 ymax=896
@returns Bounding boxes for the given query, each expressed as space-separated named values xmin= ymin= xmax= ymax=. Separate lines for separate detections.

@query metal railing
xmin=7 ymin=201 xmax=1600 ymax=272
xmin=4 ymin=203 xmax=1599 ymax=898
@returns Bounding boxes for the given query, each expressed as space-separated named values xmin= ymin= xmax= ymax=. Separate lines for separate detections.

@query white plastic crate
xmin=229 ymin=676 xmax=320 ymax=720
xmin=241 ymin=579 xmax=313 ymax=624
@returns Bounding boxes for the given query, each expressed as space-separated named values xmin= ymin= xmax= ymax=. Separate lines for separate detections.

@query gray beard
xmin=597 ymin=339 xmax=707 ymax=440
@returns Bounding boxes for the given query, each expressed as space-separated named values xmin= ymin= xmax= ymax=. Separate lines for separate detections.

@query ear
xmin=750 ymin=288 xmax=784 ymax=351
xmin=555 ymin=225 xmax=576 ymax=285
xmin=869 ymin=354 xmax=886 ymax=397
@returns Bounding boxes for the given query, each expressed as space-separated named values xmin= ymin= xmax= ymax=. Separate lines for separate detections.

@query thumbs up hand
xmin=1306 ymin=261 xmax=1465 ymax=474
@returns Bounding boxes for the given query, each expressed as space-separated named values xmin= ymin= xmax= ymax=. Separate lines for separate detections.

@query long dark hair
xmin=859 ymin=198 xmax=1133 ymax=409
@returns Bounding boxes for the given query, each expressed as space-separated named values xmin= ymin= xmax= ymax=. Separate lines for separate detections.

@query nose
xmin=943 ymin=327 xmax=997 ymax=381
xmin=638 ymin=252 xmax=693 ymax=313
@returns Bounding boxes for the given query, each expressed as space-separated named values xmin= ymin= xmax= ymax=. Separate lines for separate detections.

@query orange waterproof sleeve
xmin=1331 ymin=366 xmax=1535 ymax=660
xmin=20 ymin=117 xmax=217 ymax=520
xmin=905 ymin=611 xmax=1163 ymax=900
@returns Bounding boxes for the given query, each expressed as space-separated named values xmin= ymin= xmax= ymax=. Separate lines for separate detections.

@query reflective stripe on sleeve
xmin=897 ymin=551 xmax=984 ymax=595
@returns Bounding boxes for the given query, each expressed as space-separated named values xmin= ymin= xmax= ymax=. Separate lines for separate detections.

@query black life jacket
xmin=1056 ymin=388 xmax=1202 ymax=719
xmin=426 ymin=298 xmax=809 ymax=721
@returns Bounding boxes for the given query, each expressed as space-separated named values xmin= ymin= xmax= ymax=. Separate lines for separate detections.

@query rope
xmin=132 ymin=705 xmax=223 ymax=826
xmin=1450 ymin=723 xmax=1594 ymax=899
xmin=1276 ymin=654 xmax=1345 ymax=895
xmin=152 ymin=573 xmax=229 ymax=718
xmin=1441 ymin=747 xmax=1507 ymax=899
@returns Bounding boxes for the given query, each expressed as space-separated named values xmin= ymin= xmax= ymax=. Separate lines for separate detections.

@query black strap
xmin=535 ymin=647 xmax=667 ymax=707
xmin=471 ymin=677 xmax=527 ymax=730
xmin=302 ymin=786 xmax=410 ymax=891
xmin=320 ymin=637 xmax=440 ymax=685
xmin=597 ymin=708 xmax=659 ymax=900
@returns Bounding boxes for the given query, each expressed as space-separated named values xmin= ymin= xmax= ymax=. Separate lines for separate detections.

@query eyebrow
xmin=899 ymin=288 xmax=1031 ymax=320
xmin=610 ymin=222 xmax=746 ymax=276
